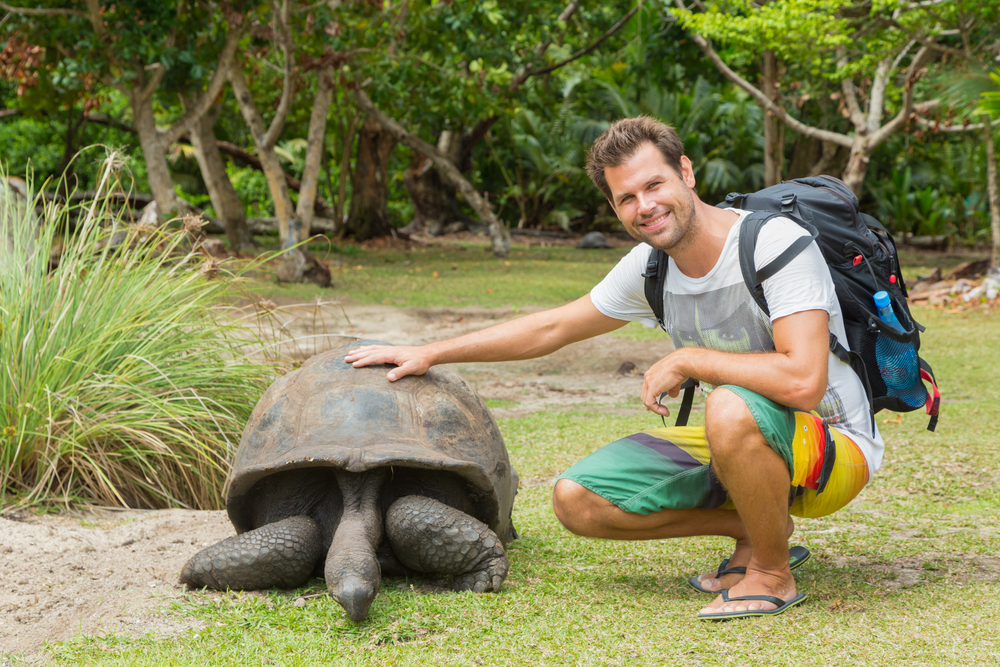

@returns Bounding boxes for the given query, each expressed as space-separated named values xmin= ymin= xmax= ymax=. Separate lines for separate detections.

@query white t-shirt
xmin=590 ymin=209 xmax=884 ymax=472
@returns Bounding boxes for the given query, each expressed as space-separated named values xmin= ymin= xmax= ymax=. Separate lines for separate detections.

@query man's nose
xmin=636 ymin=192 xmax=656 ymax=215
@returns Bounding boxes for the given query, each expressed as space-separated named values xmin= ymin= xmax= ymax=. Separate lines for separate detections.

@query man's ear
xmin=680 ymin=155 xmax=696 ymax=189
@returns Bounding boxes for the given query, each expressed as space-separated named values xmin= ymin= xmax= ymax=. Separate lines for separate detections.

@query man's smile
xmin=640 ymin=210 xmax=670 ymax=231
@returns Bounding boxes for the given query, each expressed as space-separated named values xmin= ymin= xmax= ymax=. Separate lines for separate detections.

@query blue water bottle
xmin=874 ymin=291 xmax=923 ymax=407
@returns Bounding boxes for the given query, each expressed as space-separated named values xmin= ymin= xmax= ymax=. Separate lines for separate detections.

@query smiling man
xmin=345 ymin=116 xmax=881 ymax=620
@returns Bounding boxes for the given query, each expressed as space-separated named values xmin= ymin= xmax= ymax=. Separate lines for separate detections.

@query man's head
xmin=585 ymin=116 xmax=685 ymax=201
xmin=586 ymin=117 xmax=699 ymax=251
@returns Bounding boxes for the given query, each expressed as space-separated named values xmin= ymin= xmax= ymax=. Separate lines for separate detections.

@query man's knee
xmin=704 ymin=387 xmax=761 ymax=460
xmin=552 ymin=479 xmax=605 ymax=536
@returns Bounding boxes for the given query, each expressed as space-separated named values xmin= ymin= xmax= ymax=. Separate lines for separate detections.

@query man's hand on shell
xmin=345 ymin=345 xmax=432 ymax=381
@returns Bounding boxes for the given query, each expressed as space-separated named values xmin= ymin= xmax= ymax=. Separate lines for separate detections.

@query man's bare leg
xmin=553 ymin=468 xmax=794 ymax=594
xmin=698 ymin=388 xmax=798 ymax=615
xmin=552 ymin=478 xmax=748 ymax=542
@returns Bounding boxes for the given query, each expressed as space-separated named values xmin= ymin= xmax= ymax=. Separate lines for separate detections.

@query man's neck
xmin=669 ymin=203 xmax=739 ymax=279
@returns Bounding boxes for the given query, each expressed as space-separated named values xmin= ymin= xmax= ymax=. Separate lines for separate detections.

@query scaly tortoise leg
xmin=179 ymin=515 xmax=322 ymax=590
xmin=385 ymin=495 xmax=508 ymax=593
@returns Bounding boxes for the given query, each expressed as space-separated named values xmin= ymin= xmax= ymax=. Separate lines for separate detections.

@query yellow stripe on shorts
xmin=788 ymin=412 xmax=869 ymax=519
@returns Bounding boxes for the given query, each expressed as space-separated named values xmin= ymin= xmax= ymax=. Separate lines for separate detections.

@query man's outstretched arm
xmin=344 ymin=294 xmax=628 ymax=381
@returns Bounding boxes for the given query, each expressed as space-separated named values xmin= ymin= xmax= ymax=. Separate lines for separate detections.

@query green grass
xmin=247 ymin=238 xmax=631 ymax=309
xmin=0 ymin=163 xmax=277 ymax=510
xmin=28 ymin=244 xmax=1000 ymax=664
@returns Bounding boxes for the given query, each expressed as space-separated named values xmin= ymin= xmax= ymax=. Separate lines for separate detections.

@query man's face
xmin=605 ymin=143 xmax=698 ymax=251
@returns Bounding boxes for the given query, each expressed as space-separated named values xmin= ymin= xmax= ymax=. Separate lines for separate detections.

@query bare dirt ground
xmin=0 ymin=301 xmax=674 ymax=661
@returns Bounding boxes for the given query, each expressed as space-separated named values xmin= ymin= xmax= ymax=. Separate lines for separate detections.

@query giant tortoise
xmin=180 ymin=339 xmax=518 ymax=622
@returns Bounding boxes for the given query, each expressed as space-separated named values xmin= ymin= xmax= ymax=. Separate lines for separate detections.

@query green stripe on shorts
xmin=557 ymin=435 xmax=723 ymax=515
xmin=722 ymin=385 xmax=796 ymax=471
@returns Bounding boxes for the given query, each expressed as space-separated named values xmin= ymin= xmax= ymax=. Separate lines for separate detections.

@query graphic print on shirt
xmin=664 ymin=284 xmax=774 ymax=354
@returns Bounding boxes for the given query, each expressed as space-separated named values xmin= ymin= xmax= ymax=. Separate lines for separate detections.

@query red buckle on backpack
xmin=853 ymin=255 xmax=863 ymax=266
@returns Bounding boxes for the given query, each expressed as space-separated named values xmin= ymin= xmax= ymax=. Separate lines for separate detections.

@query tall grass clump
xmin=0 ymin=157 xmax=277 ymax=510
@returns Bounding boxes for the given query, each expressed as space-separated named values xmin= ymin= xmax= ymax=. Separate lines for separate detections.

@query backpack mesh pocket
xmin=874 ymin=333 xmax=925 ymax=409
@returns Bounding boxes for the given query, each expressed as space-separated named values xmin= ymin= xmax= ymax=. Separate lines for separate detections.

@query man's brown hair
xmin=585 ymin=116 xmax=685 ymax=201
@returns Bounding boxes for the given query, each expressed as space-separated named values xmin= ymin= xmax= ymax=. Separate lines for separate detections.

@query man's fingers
xmin=386 ymin=360 xmax=419 ymax=382
xmin=345 ymin=346 xmax=395 ymax=367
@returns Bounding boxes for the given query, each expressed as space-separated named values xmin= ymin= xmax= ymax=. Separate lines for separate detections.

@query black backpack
xmin=642 ymin=175 xmax=940 ymax=432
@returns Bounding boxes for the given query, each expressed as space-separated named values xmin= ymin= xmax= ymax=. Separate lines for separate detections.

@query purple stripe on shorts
xmin=627 ymin=432 xmax=702 ymax=471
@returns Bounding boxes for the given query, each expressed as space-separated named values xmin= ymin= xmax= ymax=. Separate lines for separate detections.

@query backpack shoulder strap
xmin=642 ymin=247 xmax=668 ymax=331
xmin=737 ymin=211 xmax=819 ymax=317
xmin=640 ymin=247 xmax=700 ymax=428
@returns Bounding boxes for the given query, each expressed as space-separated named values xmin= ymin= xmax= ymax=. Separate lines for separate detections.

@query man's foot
xmin=689 ymin=539 xmax=752 ymax=593
xmin=688 ymin=545 xmax=811 ymax=593
xmin=689 ymin=517 xmax=796 ymax=593
xmin=697 ymin=570 xmax=800 ymax=619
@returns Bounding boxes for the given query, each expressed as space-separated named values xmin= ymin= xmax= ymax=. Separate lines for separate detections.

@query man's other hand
xmin=641 ymin=348 xmax=694 ymax=416
xmin=345 ymin=345 xmax=432 ymax=381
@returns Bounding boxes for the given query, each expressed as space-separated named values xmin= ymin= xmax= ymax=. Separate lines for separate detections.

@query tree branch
xmin=914 ymin=115 xmax=1000 ymax=132
xmin=524 ymin=2 xmax=641 ymax=79
xmin=262 ymin=0 xmax=295 ymax=149
xmin=838 ymin=47 xmax=868 ymax=131
xmin=459 ymin=115 xmax=500 ymax=170
xmin=0 ymin=2 xmax=86 ymax=18
xmin=880 ymin=17 xmax=965 ymax=56
xmin=161 ymin=18 xmax=242 ymax=146
xmin=558 ymin=0 xmax=581 ymax=22
xmin=354 ymin=88 xmax=510 ymax=257
xmin=867 ymin=57 xmax=892 ymax=132
xmin=869 ymin=45 xmax=933 ymax=146
xmin=676 ymin=0 xmax=854 ymax=148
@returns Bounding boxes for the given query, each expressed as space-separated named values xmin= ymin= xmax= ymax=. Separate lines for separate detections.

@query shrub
xmin=0 ymin=158 xmax=278 ymax=510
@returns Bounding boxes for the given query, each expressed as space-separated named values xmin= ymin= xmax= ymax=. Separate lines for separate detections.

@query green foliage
xmin=226 ymin=163 xmax=273 ymax=218
xmin=870 ymin=167 xmax=912 ymax=234
xmin=0 ymin=161 xmax=277 ymax=510
xmin=674 ymin=0 xmax=852 ymax=69
xmin=980 ymin=70 xmax=1000 ymax=118
xmin=909 ymin=187 xmax=954 ymax=238
xmin=505 ymin=77 xmax=607 ymax=229
xmin=866 ymin=131 xmax=992 ymax=245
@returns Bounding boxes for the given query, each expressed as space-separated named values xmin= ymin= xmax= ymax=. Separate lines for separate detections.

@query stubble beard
xmin=631 ymin=191 xmax=698 ymax=253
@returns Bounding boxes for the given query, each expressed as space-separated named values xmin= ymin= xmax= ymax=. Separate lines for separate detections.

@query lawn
xmin=39 ymin=240 xmax=1000 ymax=666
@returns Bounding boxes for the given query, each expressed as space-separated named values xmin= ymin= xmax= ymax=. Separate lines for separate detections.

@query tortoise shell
xmin=225 ymin=339 xmax=518 ymax=545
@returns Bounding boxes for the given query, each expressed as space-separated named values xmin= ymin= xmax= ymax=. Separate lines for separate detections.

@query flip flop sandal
xmin=686 ymin=545 xmax=811 ymax=594
xmin=696 ymin=590 xmax=808 ymax=621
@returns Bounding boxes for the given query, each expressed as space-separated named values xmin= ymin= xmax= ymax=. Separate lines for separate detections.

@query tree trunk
xmin=55 ymin=108 xmax=87 ymax=186
xmin=228 ymin=65 xmax=298 ymax=246
xmin=353 ymin=89 xmax=510 ymax=257
xmin=347 ymin=114 xmax=397 ymax=240
xmin=403 ymin=154 xmax=452 ymax=234
xmin=185 ymin=101 xmax=254 ymax=253
xmin=840 ymin=137 xmax=872 ymax=198
xmin=984 ymin=118 xmax=1000 ymax=269
xmin=295 ymin=68 xmax=335 ymax=243
xmin=762 ymin=50 xmax=784 ymax=186
xmin=131 ymin=90 xmax=181 ymax=221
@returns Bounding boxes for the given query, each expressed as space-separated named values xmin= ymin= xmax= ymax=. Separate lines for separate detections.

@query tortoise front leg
xmin=386 ymin=495 xmax=508 ymax=593
xmin=179 ymin=515 xmax=322 ymax=590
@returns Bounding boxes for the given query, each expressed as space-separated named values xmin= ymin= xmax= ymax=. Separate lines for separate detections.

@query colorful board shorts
xmin=557 ymin=386 xmax=869 ymax=519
